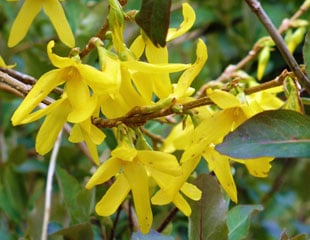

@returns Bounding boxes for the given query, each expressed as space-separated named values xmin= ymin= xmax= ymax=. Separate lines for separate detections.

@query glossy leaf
xmin=227 ymin=205 xmax=263 ymax=240
xmin=188 ymin=174 xmax=228 ymax=240
xmin=135 ymin=0 xmax=171 ymax=47
xmin=216 ymin=110 xmax=310 ymax=158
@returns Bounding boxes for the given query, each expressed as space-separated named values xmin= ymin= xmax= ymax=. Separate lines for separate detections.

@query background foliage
xmin=0 ymin=0 xmax=310 ymax=239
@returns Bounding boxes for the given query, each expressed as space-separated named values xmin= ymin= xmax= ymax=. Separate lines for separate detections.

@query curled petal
xmin=95 ymin=174 xmax=130 ymax=216
xmin=166 ymin=3 xmax=195 ymax=41
xmin=173 ymin=39 xmax=208 ymax=98
xmin=47 ymin=41 xmax=76 ymax=68
xmin=8 ymin=0 xmax=41 ymax=47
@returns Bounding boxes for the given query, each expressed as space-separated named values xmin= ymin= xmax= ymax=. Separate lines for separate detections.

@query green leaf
xmin=227 ymin=205 xmax=263 ymax=240
xmin=56 ymin=166 xmax=92 ymax=224
xmin=131 ymin=230 xmax=174 ymax=240
xmin=215 ymin=110 xmax=310 ymax=158
xmin=135 ymin=0 xmax=172 ymax=47
xmin=188 ymin=174 xmax=229 ymax=240
xmin=49 ymin=222 xmax=94 ymax=240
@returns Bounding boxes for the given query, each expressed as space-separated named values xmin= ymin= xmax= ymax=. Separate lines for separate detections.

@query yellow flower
xmin=181 ymin=89 xmax=284 ymax=202
xmin=129 ymin=3 xmax=196 ymax=99
xmin=96 ymin=43 xmax=190 ymax=118
xmin=11 ymin=41 xmax=117 ymax=160
xmin=12 ymin=40 xmax=117 ymax=125
xmin=86 ymin=143 xmax=182 ymax=233
xmin=8 ymin=0 xmax=75 ymax=47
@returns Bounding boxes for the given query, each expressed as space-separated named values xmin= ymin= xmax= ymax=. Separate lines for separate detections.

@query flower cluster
xmin=8 ymin=0 xmax=287 ymax=235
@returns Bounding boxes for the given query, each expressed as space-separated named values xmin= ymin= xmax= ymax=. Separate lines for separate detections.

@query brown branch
xmin=79 ymin=20 xmax=110 ymax=58
xmin=245 ymin=0 xmax=310 ymax=94
xmin=196 ymin=0 xmax=310 ymax=98
xmin=157 ymin=207 xmax=179 ymax=233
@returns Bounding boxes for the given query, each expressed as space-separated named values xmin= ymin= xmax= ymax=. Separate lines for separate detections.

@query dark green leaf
xmin=215 ymin=110 xmax=310 ymax=158
xmin=135 ymin=0 xmax=172 ymax=47
xmin=227 ymin=205 xmax=263 ymax=240
xmin=131 ymin=230 xmax=174 ymax=240
xmin=188 ymin=174 xmax=229 ymax=240
xmin=49 ymin=222 xmax=94 ymax=240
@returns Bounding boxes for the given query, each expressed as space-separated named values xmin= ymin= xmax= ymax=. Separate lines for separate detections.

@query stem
xmin=245 ymin=0 xmax=310 ymax=94
xmin=157 ymin=207 xmax=179 ymax=232
xmin=41 ymin=129 xmax=63 ymax=240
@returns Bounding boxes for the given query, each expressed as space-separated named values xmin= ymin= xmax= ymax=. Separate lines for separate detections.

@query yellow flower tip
xmin=0 ymin=56 xmax=16 ymax=68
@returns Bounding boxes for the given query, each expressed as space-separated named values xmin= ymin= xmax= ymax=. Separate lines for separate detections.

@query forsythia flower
xmin=8 ymin=0 xmax=75 ymax=47
xmin=130 ymin=3 xmax=197 ymax=100
xmin=86 ymin=142 xmax=182 ymax=233
xmin=162 ymin=88 xmax=283 ymax=203
xmin=11 ymin=41 xmax=117 ymax=163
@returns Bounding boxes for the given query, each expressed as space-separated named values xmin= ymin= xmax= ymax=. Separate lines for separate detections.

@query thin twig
xmin=157 ymin=207 xmax=179 ymax=232
xmin=245 ymin=0 xmax=310 ymax=94
xmin=41 ymin=129 xmax=63 ymax=240
xmin=196 ymin=0 xmax=310 ymax=98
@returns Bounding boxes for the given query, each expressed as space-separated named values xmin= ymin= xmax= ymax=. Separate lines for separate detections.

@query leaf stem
xmin=157 ymin=207 xmax=178 ymax=232
xmin=245 ymin=0 xmax=310 ymax=94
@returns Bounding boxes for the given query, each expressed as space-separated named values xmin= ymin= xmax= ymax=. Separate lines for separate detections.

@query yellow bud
xmin=286 ymin=27 xmax=306 ymax=53
xmin=257 ymin=46 xmax=270 ymax=81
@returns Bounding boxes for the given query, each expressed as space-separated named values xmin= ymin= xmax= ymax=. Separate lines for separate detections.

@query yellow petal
xmin=181 ymin=182 xmax=201 ymax=201
xmin=43 ymin=0 xmax=75 ymax=47
xmin=124 ymin=162 xmax=152 ymax=234
xmin=21 ymin=97 xmax=67 ymax=124
xmin=47 ymin=41 xmax=76 ymax=68
xmin=8 ymin=0 xmax=42 ymax=47
xmin=86 ymin=157 xmax=122 ymax=189
xmin=236 ymin=157 xmax=273 ymax=177
xmin=35 ymin=99 xmax=71 ymax=155
xmin=203 ymin=148 xmax=237 ymax=203
xmin=83 ymin=132 xmax=101 ymax=165
xmin=145 ymin=38 xmax=168 ymax=64
xmin=173 ymin=192 xmax=192 ymax=216
xmin=89 ymin=124 xmax=106 ymax=145
xmin=130 ymin=72 xmax=154 ymax=101
xmin=78 ymin=64 xmax=117 ymax=94
xmin=166 ymin=3 xmax=195 ymax=41
xmin=11 ymin=69 xmax=65 ymax=125
xmin=0 ymin=56 xmax=15 ymax=68
xmin=95 ymin=174 xmax=130 ymax=216
xmin=137 ymin=151 xmax=182 ymax=176
xmin=129 ymin=35 xmax=145 ymax=59
xmin=207 ymin=89 xmax=241 ymax=109
xmin=69 ymin=124 xmax=84 ymax=143
xmin=173 ymin=39 xmax=208 ymax=98
xmin=122 ymin=61 xmax=190 ymax=73
xmin=151 ymin=188 xmax=172 ymax=205
xmin=111 ymin=146 xmax=137 ymax=162
xmin=66 ymin=78 xmax=97 ymax=123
